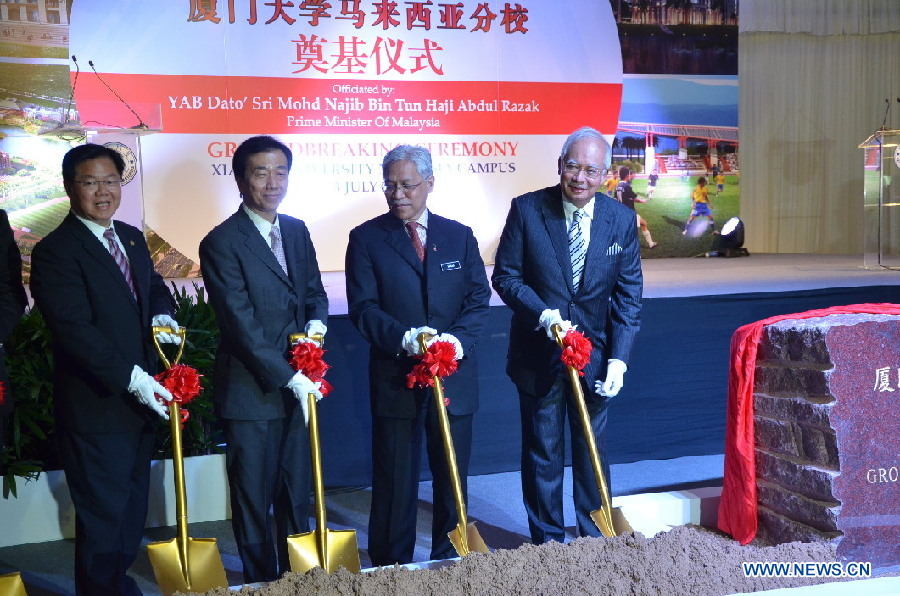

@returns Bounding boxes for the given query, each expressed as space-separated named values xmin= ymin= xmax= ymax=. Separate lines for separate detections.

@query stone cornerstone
xmin=752 ymin=313 xmax=899 ymax=567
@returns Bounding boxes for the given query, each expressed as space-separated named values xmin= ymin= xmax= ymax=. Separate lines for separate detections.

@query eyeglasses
xmin=72 ymin=179 xmax=122 ymax=189
xmin=382 ymin=180 xmax=426 ymax=194
xmin=563 ymin=163 xmax=602 ymax=179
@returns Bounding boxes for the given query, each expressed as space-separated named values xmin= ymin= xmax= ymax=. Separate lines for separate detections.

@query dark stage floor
xmin=309 ymin=253 xmax=900 ymax=314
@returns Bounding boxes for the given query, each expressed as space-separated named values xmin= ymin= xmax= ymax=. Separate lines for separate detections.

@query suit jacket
xmin=30 ymin=213 xmax=175 ymax=433
xmin=199 ymin=208 xmax=328 ymax=420
xmin=492 ymin=185 xmax=643 ymax=397
xmin=0 ymin=209 xmax=27 ymax=417
xmin=345 ymin=211 xmax=491 ymax=418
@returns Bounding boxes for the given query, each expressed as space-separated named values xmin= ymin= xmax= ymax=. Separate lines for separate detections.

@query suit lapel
xmin=540 ymin=188 xmax=574 ymax=294
xmin=383 ymin=215 xmax=424 ymax=276
xmin=424 ymin=213 xmax=445 ymax=279
xmin=279 ymin=215 xmax=308 ymax=288
xmin=117 ymin=222 xmax=147 ymax=310
xmin=67 ymin=216 xmax=137 ymax=309
xmin=236 ymin=209 xmax=291 ymax=286
xmin=583 ymin=194 xmax=616 ymax=288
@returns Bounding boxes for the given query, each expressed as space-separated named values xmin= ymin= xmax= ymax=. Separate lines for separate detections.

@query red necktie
xmin=406 ymin=221 xmax=425 ymax=262
xmin=103 ymin=227 xmax=136 ymax=299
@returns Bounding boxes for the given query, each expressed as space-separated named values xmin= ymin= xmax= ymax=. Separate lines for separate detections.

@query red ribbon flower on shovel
xmin=154 ymin=364 xmax=203 ymax=425
xmin=289 ymin=340 xmax=333 ymax=397
xmin=406 ymin=340 xmax=458 ymax=405
xmin=0 ymin=380 xmax=5 ymax=406
xmin=560 ymin=328 xmax=592 ymax=376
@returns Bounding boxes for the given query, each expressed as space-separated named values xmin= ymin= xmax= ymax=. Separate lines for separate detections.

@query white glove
xmin=595 ymin=359 xmax=628 ymax=398
xmin=401 ymin=326 xmax=438 ymax=356
xmin=304 ymin=319 xmax=327 ymax=338
xmin=152 ymin=314 xmax=182 ymax=345
xmin=431 ymin=333 xmax=464 ymax=360
xmin=286 ymin=370 xmax=323 ymax=426
xmin=128 ymin=365 xmax=174 ymax=419
xmin=537 ymin=308 xmax=573 ymax=339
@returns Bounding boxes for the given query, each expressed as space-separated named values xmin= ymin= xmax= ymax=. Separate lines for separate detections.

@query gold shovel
xmin=0 ymin=572 xmax=27 ymax=596
xmin=417 ymin=333 xmax=489 ymax=557
xmin=286 ymin=333 xmax=361 ymax=574
xmin=147 ymin=326 xmax=229 ymax=595
xmin=552 ymin=325 xmax=633 ymax=537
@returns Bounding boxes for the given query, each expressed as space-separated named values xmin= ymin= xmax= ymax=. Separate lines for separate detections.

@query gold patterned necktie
xmin=269 ymin=225 xmax=288 ymax=274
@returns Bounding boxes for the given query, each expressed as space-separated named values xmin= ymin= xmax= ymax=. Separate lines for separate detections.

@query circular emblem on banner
xmin=103 ymin=141 xmax=138 ymax=185
xmin=894 ymin=144 xmax=900 ymax=170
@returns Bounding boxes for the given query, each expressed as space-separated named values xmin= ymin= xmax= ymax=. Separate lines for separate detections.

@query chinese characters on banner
xmin=187 ymin=2 xmax=531 ymax=77
xmin=69 ymin=1 xmax=622 ymax=270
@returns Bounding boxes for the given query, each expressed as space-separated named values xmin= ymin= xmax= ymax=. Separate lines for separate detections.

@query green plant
xmin=155 ymin=282 xmax=223 ymax=457
xmin=1 ymin=282 xmax=224 ymax=498
xmin=3 ymin=307 xmax=56 ymax=498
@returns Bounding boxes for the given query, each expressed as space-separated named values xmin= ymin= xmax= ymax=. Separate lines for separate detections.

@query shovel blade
xmin=448 ymin=522 xmax=490 ymax=557
xmin=148 ymin=537 xmax=229 ymax=596
xmin=590 ymin=506 xmax=633 ymax=538
xmin=0 ymin=572 xmax=27 ymax=596
xmin=288 ymin=529 xmax=361 ymax=574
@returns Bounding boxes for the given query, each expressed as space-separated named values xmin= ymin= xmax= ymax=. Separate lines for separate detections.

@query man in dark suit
xmin=30 ymin=143 xmax=179 ymax=595
xmin=346 ymin=144 xmax=491 ymax=566
xmin=0 ymin=208 xmax=27 ymax=468
xmin=492 ymin=127 xmax=643 ymax=544
xmin=199 ymin=135 xmax=328 ymax=583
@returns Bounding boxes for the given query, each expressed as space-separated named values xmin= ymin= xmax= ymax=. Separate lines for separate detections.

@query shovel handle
xmin=550 ymin=325 xmax=617 ymax=529
xmin=151 ymin=325 xmax=187 ymax=369
xmin=287 ymin=332 xmax=330 ymax=566
xmin=289 ymin=332 xmax=324 ymax=348
xmin=151 ymin=325 xmax=192 ymax=573
xmin=417 ymin=332 xmax=471 ymax=553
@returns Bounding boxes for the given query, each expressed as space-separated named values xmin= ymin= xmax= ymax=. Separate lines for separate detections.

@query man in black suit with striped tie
xmin=492 ymin=126 xmax=643 ymax=544
xmin=31 ymin=143 xmax=179 ymax=595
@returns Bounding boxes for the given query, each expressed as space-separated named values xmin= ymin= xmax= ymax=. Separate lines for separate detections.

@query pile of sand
xmin=195 ymin=525 xmax=854 ymax=595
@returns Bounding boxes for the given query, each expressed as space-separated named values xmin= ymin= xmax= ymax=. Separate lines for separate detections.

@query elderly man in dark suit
xmin=0 ymin=209 xmax=27 ymax=471
xmin=346 ymin=144 xmax=491 ymax=566
xmin=30 ymin=143 xmax=179 ymax=595
xmin=199 ymin=135 xmax=328 ymax=583
xmin=492 ymin=126 xmax=643 ymax=545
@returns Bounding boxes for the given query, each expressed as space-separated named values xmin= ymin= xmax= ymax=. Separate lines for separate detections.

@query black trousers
xmin=518 ymin=377 xmax=610 ymax=544
xmin=59 ymin=428 xmax=155 ymax=596
xmin=368 ymin=391 xmax=473 ymax=566
xmin=223 ymin=398 xmax=311 ymax=584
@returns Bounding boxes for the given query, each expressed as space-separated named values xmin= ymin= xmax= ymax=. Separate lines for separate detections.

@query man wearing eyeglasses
xmin=345 ymin=144 xmax=491 ymax=565
xmin=30 ymin=143 xmax=179 ymax=595
xmin=492 ymin=127 xmax=643 ymax=545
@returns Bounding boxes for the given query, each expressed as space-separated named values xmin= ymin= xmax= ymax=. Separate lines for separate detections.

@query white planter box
xmin=0 ymin=453 xmax=230 ymax=548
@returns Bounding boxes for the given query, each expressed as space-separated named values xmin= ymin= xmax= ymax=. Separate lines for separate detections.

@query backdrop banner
xmin=67 ymin=1 xmax=623 ymax=272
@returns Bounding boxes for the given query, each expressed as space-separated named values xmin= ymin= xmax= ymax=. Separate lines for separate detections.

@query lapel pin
xmin=130 ymin=240 xmax=135 ymax=246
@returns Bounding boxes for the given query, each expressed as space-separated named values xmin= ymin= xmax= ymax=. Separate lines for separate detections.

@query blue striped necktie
xmin=569 ymin=209 xmax=586 ymax=291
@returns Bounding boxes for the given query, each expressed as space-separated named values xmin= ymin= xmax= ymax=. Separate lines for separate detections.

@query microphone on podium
xmin=66 ymin=55 xmax=80 ymax=126
xmin=88 ymin=59 xmax=149 ymax=130
xmin=879 ymin=98 xmax=890 ymax=131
